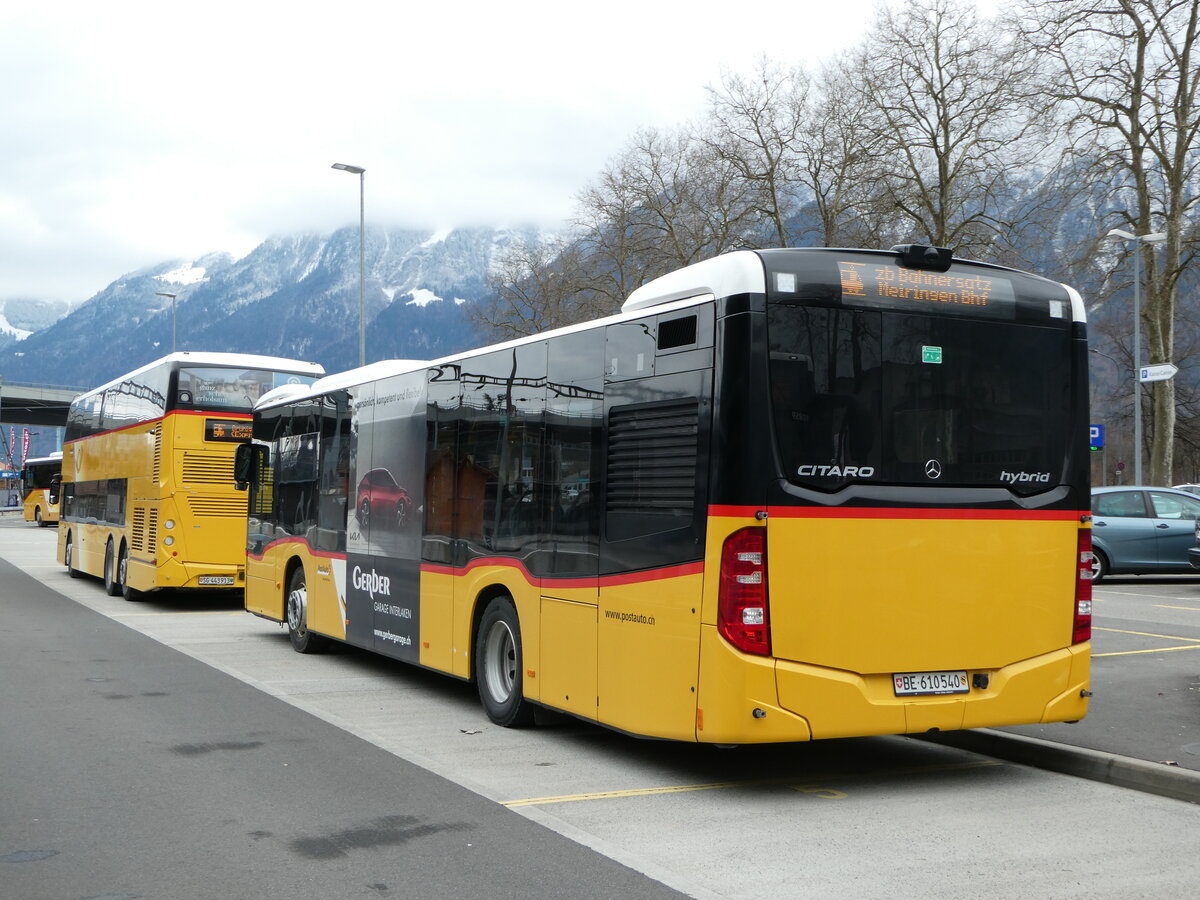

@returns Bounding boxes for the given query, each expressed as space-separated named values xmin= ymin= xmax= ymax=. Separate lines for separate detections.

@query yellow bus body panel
xmin=596 ymin=569 xmax=702 ymax=741
xmin=694 ymin=513 xmax=1089 ymax=742
xmin=767 ymin=514 xmax=1080 ymax=672
xmin=23 ymin=490 xmax=60 ymax=525
xmin=58 ymin=414 xmax=250 ymax=594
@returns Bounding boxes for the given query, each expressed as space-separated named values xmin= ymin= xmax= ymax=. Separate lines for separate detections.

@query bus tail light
xmin=1074 ymin=528 xmax=1092 ymax=644
xmin=718 ymin=527 xmax=771 ymax=656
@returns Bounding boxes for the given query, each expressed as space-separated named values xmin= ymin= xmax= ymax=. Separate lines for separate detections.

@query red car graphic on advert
xmin=356 ymin=468 xmax=413 ymax=532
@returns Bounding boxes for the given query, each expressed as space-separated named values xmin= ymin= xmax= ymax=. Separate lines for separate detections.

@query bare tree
xmin=575 ymin=126 xmax=761 ymax=285
xmin=852 ymin=0 xmax=1053 ymax=256
xmin=1022 ymin=0 xmax=1200 ymax=483
xmin=469 ymin=236 xmax=610 ymax=339
xmin=703 ymin=58 xmax=809 ymax=247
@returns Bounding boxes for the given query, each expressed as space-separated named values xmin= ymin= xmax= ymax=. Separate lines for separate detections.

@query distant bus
xmin=236 ymin=246 xmax=1092 ymax=743
xmin=22 ymin=453 xmax=62 ymax=526
xmin=58 ymin=352 xmax=324 ymax=600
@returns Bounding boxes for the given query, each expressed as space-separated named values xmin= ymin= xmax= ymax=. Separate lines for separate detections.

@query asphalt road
xmin=4 ymin=517 xmax=1200 ymax=899
xmin=0 ymin=553 xmax=682 ymax=900
xmin=1003 ymin=574 xmax=1200 ymax=770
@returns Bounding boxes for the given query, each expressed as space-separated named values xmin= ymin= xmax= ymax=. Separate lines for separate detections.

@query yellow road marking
xmin=1094 ymin=645 xmax=1200 ymax=658
xmin=1094 ymin=627 xmax=1200 ymax=643
xmin=1154 ymin=604 xmax=1200 ymax=612
xmin=501 ymin=760 xmax=1000 ymax=808
xmin=111 ymin=610 xmax=244 ymax=617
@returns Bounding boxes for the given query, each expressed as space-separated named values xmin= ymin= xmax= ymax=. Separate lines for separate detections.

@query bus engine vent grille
xmin=189 ymin=496 xmax=248 ymax=518
xmin=182 ymin=452 xmax=235 ymax=485
xmin=152 ymin=426 xmax=162 ymax=483
xmin=130 ymin=507 xmax=158 ymax=554
xmin=657 ymin=315 xmax=698 ymax=351
xmin=131 ymin=507 xmax=147 ymax=553
xmin=606 ymin=398 xmax=699 ymax=517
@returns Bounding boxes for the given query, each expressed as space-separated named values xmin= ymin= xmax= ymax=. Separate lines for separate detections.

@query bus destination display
xmin=837 ymin=260 xmax=1015 ymax=318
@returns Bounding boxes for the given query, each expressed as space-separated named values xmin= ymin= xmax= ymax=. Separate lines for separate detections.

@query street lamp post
xmin=1107 ymin=228 xmax=1167 ymax=485
xmin=154 ymin=292 xmax=178 ymax=353
xmin=332 ymin=163 xmax=367 ymax=367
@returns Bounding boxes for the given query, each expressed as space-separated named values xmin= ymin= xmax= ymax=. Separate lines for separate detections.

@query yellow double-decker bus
xmin=22 ymin=453 xmax=62 ymax=526
xmin=58 ymin=352 xmax=323 ymax=600
xmin=237 ymin=246 xmax=1092 ymax=743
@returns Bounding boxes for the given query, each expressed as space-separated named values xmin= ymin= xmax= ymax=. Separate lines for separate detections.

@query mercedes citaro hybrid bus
xmin=235 ymin=246 xmax=1092 ymax=743
xmin=58 ymin=352 xmax=324 ymax=600
xmin=22 ymin=453 xmax=62 ymax=526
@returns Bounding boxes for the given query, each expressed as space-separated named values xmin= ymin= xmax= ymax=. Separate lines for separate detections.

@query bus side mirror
xmin=48 ymin=474 xmax=61 ymax=505
xmin=234 ymin=443 xmax=266 ymax=491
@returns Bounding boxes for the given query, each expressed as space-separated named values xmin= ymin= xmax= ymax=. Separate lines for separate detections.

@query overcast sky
xmin=3 ymin=0 xmax=892 ymax=302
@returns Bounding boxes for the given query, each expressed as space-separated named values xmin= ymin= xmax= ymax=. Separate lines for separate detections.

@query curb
xmin=918 ymin=728 xmax=1200 ymax=805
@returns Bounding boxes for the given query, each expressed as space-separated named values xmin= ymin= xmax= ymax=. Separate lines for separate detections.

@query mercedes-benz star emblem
xmin=925 ymin=459 xmax=943 ymax=479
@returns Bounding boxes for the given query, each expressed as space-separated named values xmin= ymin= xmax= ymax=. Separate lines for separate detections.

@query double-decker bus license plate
xmin=893 ymin=670 xmax=969 ymax=696
xmin=198 ymin=575 xmax=236 ymax=586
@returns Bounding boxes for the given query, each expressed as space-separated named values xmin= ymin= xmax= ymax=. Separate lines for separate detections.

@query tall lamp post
xmin=332 ymin=162 xmax=367 ymax=366
xmin=154 ymin=292 xmax=178 ymax=353
xmin=1107 ymin=228 xmax=1167 ymax=485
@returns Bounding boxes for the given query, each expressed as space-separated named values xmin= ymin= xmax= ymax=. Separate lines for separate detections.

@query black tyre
xmin=475 ymin=595 xmax=535 ymax=727
xmin=286 ymin=566 xmax=328 ymax=654
xmin=103 ymin=539 xmax=121 ymax=596
xmin=118 ymin=543 xmax=142 ymax=602
xmin=34 ymin=507 xmax=44 ymax=527
xmin=65 ymin=531 xmax=81 ymax=578
xmin=1090 ymin=549 xmax=1109 ymax=583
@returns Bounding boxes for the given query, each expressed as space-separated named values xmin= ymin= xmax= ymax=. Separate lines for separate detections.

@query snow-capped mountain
xmin=1 ymin=225 xmax=534 ymax=389
xmin=0 ymin=299 xmax=74 ymax=352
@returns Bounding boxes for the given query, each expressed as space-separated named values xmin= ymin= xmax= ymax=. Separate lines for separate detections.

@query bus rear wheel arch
xmin=474 ymin=594 xmax=535 ymax=728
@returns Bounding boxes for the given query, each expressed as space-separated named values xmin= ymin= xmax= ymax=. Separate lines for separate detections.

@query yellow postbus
xmin=22 ymin=453 xmax=62 ymax=526
xmin=237 ymin=246 xmax=1092 ymax=742
xmin=58 ymin=352 xmax=324 ymax=600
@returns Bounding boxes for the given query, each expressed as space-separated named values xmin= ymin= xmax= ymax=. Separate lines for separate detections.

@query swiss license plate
xmin=198 ymin=575 xmax=236 ymax=586
xmin=893 ymin=670 xmax=970 ymax=696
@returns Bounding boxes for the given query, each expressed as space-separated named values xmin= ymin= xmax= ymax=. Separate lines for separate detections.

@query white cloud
xmin=0 ymin=0 xmax=892 ymax=301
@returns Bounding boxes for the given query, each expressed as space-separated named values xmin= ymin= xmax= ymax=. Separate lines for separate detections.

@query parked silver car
xmin=1090 ymin=486 xmax=1200 ymax=581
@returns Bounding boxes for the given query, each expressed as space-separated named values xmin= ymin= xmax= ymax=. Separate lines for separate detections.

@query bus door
xmin=598 ymin=310 xmax=713 ymax=741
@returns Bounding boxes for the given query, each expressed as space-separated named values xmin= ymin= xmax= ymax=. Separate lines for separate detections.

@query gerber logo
xmin=797 ymin=465 xmax=876 ymax=479
xmin=1001 ymin=471 xmax=1051 ymax=484
xmin=352 ymin=565 xmax=391 ymax=600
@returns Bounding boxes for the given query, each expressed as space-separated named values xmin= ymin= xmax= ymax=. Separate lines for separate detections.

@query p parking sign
xmin=1089 ymin=424 xmax=1104 ymax=451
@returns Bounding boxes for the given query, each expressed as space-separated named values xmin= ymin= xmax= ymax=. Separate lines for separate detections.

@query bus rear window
xmin=767 ymin=306 xmax=1071 ymax=493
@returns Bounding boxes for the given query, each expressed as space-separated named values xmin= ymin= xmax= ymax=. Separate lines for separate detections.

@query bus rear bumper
xmin=696 ymin=626 xmax=1090 ymax=742
xmin=154 ymin=556 xmax=245 ymax=591
xmin=772 ymin=644 xmax=1091 ymax=740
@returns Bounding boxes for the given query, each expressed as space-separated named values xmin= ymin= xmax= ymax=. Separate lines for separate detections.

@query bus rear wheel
xmin=475 ymin=595 xmax=535 ymax=728
xmin=103 ymin=539 xmax=121 ymax=596
xmin=118 ymin=543 xmax=142 ymax=602
xmin=286 ymin=566 xmax=328 ymax=654
xmin=65 ymin=531 xmax=81 ymax=578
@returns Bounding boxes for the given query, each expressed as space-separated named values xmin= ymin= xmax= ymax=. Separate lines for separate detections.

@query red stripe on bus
xmin=247 ymin=536 xmax=347 ymax=562
xmin=421 ymin=557 xmax=703 ymax=588
xmin=710 ymin=504 xmax=1083 ymax=521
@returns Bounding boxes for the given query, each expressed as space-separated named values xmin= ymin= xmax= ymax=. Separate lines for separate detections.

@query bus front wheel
xmin=475 ymin=595 xmax=535 ymax=728
xmin=286 ymin=566 xmax=328 ymax=654
xmin=103 ymin=539 xmax=121 ymax=596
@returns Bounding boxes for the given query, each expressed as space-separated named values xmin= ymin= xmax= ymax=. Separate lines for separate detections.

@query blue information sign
xmin=1089 ymin=424 xmax=1105 ymax=451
